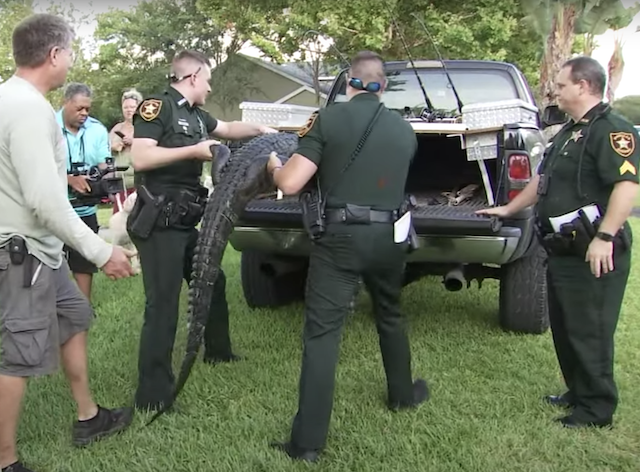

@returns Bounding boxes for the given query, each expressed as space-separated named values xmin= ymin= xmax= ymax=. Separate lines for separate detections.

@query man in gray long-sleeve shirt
xmin=0 ymin=14 xmax=137 ymax=472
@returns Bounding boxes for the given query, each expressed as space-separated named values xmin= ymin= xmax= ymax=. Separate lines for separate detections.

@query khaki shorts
xmin=0 ymin=246 xmax=93 ymax=377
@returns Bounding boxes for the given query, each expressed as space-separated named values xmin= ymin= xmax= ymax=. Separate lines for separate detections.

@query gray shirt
xmin=0 ymin=75 xmax=112 ymax=269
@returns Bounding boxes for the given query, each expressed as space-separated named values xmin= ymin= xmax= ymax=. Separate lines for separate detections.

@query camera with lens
xmin=68 ymin=157 xmax=130 ymax=207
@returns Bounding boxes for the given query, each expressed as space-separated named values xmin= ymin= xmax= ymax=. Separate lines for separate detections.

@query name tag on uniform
xmin=394 ymin=211 xmax=412 ymax=243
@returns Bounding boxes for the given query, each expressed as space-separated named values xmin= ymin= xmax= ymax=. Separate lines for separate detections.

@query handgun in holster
xmin=400 ymin=194 xmax=420 ymax=253
xmin=127 ymin=185 xmax=166 ymax=239
xmin=299 ymin=186 xmax=326 ymax=241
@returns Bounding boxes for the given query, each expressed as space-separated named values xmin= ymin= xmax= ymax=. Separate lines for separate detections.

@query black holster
xmin=537 ymin=209 xmax=630 ymax=257
xmin=127 ymin=185 xmax=166 ymax=239
xmin=400 ymin=195 xmax=420 ymax=253
xmin=160 ymin=187 xmax=208 ymax=230
xmin=299 ymin=188 xmax=326 ymax=241
xmin=8 ymin=236 xmax=33 ymax=288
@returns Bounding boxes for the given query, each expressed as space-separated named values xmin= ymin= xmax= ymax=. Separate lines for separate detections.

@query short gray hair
xmin=64 ymin=82 xmax=92 ymax=102
xmin=562 ymin=56 xmax=607 ymax=97
xmin=12 ymin=14 xmax=75 ymax=68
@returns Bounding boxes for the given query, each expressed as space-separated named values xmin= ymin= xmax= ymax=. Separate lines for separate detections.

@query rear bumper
xmin=228 ymin=222 xmax=532 ymax=265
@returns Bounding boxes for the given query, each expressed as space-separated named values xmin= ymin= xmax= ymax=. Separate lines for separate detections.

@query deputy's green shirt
xmin=296 ymin=93 xmax=417 ymax=211
xmin=536 ymin=102 xmax=640 ymax=227
xmin=133 ymin=87 xmax=218 ymax=192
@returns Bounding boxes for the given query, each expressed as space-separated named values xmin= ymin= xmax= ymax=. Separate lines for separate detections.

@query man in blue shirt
xmin=56 ymin=82 xmax=111 ymax=302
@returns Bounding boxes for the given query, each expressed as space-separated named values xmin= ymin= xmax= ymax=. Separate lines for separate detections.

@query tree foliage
xmin=0 ymin=0 xmax=34 ymax=82
xmin=612 ymin=95 xmax=640 ymax=124
xmin=201 ymin=0 xmax=543 ymax=93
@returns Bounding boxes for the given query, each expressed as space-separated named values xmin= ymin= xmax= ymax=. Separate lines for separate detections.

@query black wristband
xmin=595 ymin=231 xmax=614 ymax=242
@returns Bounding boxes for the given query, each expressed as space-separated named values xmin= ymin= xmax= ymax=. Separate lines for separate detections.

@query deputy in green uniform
xmin=267 ymin=51 xmax=429 ymax=462
xmin=129 ymin=49 xmax=276 ymax=412
xmin=478 ymin=56 xmax=639 ymax=429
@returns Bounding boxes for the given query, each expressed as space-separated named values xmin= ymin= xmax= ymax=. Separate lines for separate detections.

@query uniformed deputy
xmin=128 ymin=49 xmax=276 ymax=412
xmin=478 ymin=56 xmax=639 ymax=429
xmin=267 ymin=51 xmax=429 ymax=462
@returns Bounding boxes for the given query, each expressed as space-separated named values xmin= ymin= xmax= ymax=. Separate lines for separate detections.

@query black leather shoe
xmin=270 ymin=441 xmax=320 ymax=463
xmin=203 ymin=353 xmax=243 ymax=365
xmin=388 ymin=378 xmax=430 ymax=411
xmin=543 ymin=394 xmax=573 ymax=409
xmin=555 ymin=414 xmax=612 ymax=429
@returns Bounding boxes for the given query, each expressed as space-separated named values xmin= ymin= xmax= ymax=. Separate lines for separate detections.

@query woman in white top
xmin=109 ymin=89 xmax=143 ymax=215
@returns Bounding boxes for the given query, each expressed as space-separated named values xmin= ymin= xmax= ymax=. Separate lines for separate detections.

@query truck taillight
xmin=508 ymin=154 xmax=531 ymax=181
xmin=508 ymin=190 xmax=521 ymax=201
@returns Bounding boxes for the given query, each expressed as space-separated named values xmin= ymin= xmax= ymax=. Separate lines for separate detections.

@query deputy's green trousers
xmin=547 ymin=242 xmax=631 ymax=423
xmin=290 ymin=223 xmax=415 ymax=451
xmin=131 ymin=226 xmax=232 ymax=411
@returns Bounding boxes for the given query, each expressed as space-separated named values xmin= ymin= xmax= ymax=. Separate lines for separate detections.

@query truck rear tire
xmin=498 ymin=242 xmax=549 ymax=334
xmin=240 ymin=250 xmax=307 ymax=308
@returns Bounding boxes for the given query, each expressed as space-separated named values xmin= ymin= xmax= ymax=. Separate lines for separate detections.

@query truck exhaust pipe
xmin=443 ymin=265 xmax=466 ymax=292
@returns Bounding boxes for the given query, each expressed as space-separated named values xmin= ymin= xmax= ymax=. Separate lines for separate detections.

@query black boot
xmin=270 ymin=441 xmax=320 ymax=463
xmin=388 ymin=379 xmax=430 ymax=411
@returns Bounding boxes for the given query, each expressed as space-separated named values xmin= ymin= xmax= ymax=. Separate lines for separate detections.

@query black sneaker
xmin=72 ymin=405 xmax=134 ymax=447
xmin=1 ymin=462 xmax=35 ymax=472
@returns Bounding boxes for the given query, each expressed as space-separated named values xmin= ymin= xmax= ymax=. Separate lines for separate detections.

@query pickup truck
xmin=227 ymin=59 xmax=556 ymax=335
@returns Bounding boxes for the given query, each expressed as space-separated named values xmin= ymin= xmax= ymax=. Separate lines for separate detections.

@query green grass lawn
xmin=14 ymin=211 xmax=640 ymax=472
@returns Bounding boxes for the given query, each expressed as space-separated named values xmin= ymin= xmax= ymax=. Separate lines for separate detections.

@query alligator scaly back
xmin=146 ymin=132 xmax=299 ymax=425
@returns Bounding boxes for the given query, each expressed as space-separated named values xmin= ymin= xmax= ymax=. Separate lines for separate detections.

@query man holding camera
xmin=0 ymin=14 xmax=136 ymax=472
xmin=56 ymin=82 xmax=112 ymax=302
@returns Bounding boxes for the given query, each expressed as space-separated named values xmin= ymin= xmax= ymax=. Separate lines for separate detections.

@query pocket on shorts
xmin=0 ymin=249 xmax=9 ymax=271
xmin=2 ymin=316 xmax=50 ymax=367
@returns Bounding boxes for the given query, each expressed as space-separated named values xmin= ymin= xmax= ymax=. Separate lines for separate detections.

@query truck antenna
xmin=411 ymin=12 xmax=464 ymax=115
xmin=386 ymin=13 xmax=435 ymax=120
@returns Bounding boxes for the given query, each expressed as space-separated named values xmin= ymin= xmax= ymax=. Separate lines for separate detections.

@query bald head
xmin=349 ymin=51 xmax=385 ymax=87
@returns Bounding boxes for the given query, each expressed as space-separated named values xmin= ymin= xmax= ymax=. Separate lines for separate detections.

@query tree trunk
xmin=606 ymin=33 xmax=624 ymax=103
xmin=538 ymin=3 xmax=578 ymax=110
xmin=583 ymin=33 xmax=596 ymax=56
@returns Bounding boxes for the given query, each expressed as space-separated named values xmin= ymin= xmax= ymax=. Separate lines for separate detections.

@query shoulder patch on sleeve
xmin=619 ymin=161 xmax=637 ymax=175
xmin=298 ymin=111 xmax=319 ymax=138
xmin=139 ymin=99 xmax=163 ymax=122
xmin=609 ymin=131 xmax=635 ymax=158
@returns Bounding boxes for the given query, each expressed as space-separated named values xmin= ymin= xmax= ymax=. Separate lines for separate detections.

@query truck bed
xmin=238 ymin=190 xmax=500 ymax=233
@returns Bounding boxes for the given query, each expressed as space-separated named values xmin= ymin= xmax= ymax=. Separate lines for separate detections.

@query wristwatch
xmin=595 ymin=231 xmax=614 ymax=242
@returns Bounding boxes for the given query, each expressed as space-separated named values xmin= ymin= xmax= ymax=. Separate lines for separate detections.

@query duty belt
xmin=324 ymin=207 xmax=398 ymax=224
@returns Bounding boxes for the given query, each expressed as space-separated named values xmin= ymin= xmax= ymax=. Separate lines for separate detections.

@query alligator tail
xmin=146 ymin=132 xmax=299 ymax=425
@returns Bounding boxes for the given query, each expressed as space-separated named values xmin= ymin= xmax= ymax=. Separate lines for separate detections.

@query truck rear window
xmin=333 ymin=67 xmax=521 ymax=115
